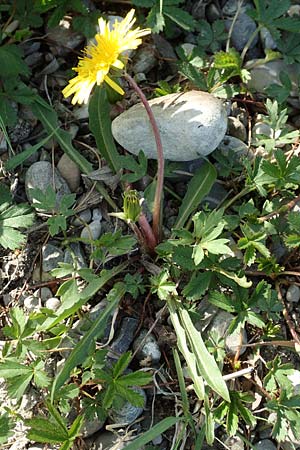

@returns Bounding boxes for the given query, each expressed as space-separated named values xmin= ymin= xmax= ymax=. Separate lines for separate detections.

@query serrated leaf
xmin=0 ymin=360 xmax=32 ymax=378
xmin=113 ymin=352 xmax=132 ymax=379
xmin=114 ymin=385 xmax=146 ymax=407
xmin=208 ymin=291 xmax=235 ymax=313
xmin=118 ymin=371 xmax=152 ymax=387
xmin=0 ymin=413 xmax=13 ymax=445
xmin=182 ymin=272 xmax=212 ymax=300
xmin=178 ymin=61 xmax=208 ymax=91
xmin=26 ymin=418 xmax=68 ymax=443
xmin=285 ymin=234 xmax=300 ymax=248
xmin=0 ymin=44 xmax=29 ymax=77
xmin=7 ymin=372 xmax=33 ymax=400
xmin=202 ymin=239 xmax=231 ymax=255
xmin=214 ymin=49 xmax=241 ymax=70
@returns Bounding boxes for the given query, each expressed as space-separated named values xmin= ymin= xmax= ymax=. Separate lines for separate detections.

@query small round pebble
xmin=80 ymin=220 xmax=102 ymax=240
xmin=286 ymin=285 xmax=300 ymax=303
xmin=73 ymin=208 xmax=92 ymax=226
xmin=24 ymin=295 xmax=41 ymax=312
xmin=133 ymin=330 xmax=161 ymax=365
xmin=45 ymin=297 xmax=61 ymax=311
xmin=92 ymin=207 xmax=102 ymax=221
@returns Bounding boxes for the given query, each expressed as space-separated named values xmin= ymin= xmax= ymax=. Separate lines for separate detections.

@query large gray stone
xmin=112 ymin=91 xmax=228 ymax=161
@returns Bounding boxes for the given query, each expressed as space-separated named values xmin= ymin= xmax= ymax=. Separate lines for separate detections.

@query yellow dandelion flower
xmin=62 ymin=9 xmax=151 ymax=105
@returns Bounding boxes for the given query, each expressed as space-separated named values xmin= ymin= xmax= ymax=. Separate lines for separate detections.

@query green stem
xmin=124 ymin=73 xmax=164 ymax=243
xmin=240 ymin=25 xmax=261 ymax=63
xmin=221 ymin=186 xmax=253 ymax=211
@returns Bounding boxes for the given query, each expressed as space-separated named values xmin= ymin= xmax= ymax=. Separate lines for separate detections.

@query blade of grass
xmin=122 ymin=417 xmax=180 ymax=450
xmin=173 ymin=348 xmax=196 ymax=433
xmin=173 ymin=161 xmax=217 ymax=231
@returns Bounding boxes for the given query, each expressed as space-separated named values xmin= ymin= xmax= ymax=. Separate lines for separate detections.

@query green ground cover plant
xmin=1 ymin=1 xmax=300 ymax=449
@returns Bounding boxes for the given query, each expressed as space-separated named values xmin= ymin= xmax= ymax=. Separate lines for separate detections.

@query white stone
xmin=24 ymin=295 xmax=41 ymax=312
xmin=33 ymin=287 xmax=53 ymax=303
xmin=45 ymin=297 xmax=61 ymax=311
xmin=92 ymin=207 xmax=102 ymax=221
xmin=112 ymin=91 xmax=228 ymax=161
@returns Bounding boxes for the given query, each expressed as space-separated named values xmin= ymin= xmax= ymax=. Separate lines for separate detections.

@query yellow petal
xmin=104 ymin=75 xmax=124 ymax=95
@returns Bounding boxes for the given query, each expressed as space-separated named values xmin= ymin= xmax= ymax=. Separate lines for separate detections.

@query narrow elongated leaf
xmin=180 ymin=308 xmax=230 ymax=402
xmin=50 ymin=283 xmax=125 ymax=401
xmin=122 ymin=417 xmax=180 ymax=450
xmin=167 ymin=298 xmax=205 ymax=400
xmin=89 ymin=86 xmax=121 ymax=173
xmin=46 ymin=401 xmax=68 ymax=434
xmin=174 ymin=161 xmax=217 ymax=230
xmin=68 ymin=415 xmax=84 ymax=439
xmin=173 ymin=349 xmax=193 ymax=424
xmin=5 ymin=132 xmax=55 ymax=170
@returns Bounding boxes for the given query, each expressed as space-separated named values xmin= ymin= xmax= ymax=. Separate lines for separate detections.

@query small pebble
xmin=45 ymin=297 xmax=61 ymax=311
xmin=57 ymin=153 xmax=81 ymax=192
xmin=73 ymin=208 xmax=92 ymax=226
xmin=286 ymin=285 xmax=300 ymax=303
xmin=133 ymin=330 xmax=161 ymax=365
xmin=92 ymin=207 xmax=102 ymax=221
xmin=80 ymin=220 xmax=102 ymax=240
xmin=24 ymin=295 xmax=41 ymax=312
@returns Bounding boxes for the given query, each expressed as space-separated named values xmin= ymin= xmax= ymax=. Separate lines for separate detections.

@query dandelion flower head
xmin=62 ymin=9 xmax=150 ymax=105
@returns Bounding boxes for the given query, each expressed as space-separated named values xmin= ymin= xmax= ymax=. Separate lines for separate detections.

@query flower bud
xmin=123 ymin=190 xmax=142 ymax=223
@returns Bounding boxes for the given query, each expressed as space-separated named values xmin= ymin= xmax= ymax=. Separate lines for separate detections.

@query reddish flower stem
xmin=124 ymin=72 xmax=164 ymax=243
xmin=138 ymin=212 xmax=157 ymax=254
